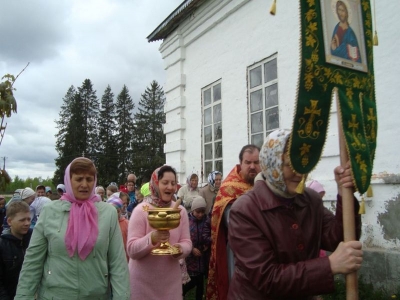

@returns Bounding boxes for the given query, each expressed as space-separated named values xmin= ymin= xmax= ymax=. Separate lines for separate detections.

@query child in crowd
xmin=107 ymin=194 xmax=129 ymax=261
xmin=136 ymin=192 xmax=144 ymax=204
xmin=0 ymin=201 xmax=32 ymax=299
xmin=106 ymin=184 xmax=118 ymax=199
xmin=0 ymin=195 xmax=5 ymax=235
xmin=183 ymin=196 xmax=211 ymax=300
xmin=95 ymin=186 xmax=106 ymax=201
xmin=118 ymin=192 xmax=129 ymax=219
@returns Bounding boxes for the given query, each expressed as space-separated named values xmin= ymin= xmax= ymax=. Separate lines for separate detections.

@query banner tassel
xmin=359 ymin=195 xmax=366 ymax=215
xmin=373 ymin=0 xmax=378 ymax=46
xmin=295 ymin=175 xmax=305 ymax=194
xmin=270 ymin=0 xmax=276 ymax=15
xmin=373 ymin=30 xmax=379 ymax=46
xmin=366 ymin=184 xmax=373 ymax=197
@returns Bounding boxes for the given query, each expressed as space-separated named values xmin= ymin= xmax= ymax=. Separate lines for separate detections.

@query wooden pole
xmin=336 ymin=91 xmax=359 ymax=300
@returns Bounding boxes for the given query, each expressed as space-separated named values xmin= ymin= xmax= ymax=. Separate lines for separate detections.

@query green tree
xmin=6 ymin=176 xmax=54 ymax=195
xmin=132 ymin=80 xmax=166 ymax=182
xmin=115 ymin=85 xmax=135 ymax=183
xmin=53 ymin=86 xmax=85 ymax=184
xmin=0 ymin=64 xmax=29 ymax=190
xmin=77 ymin=79 xmax=100 ymax=164
xmin=97 ymin=85 xmax=119 ymax=186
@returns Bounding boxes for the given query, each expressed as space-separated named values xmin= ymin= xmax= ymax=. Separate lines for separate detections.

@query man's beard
xmin=244 ymin=173 xmax=256 ymax=185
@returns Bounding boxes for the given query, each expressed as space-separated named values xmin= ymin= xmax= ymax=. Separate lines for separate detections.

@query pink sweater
xmin=127 ymin=202 xmax=192 ymax=300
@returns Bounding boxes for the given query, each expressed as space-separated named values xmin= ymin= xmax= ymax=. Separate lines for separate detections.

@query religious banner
xmin=289 ymin=0 xmax=377 ymax=194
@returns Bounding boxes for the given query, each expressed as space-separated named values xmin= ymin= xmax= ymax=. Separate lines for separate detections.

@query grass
xmin=322 ymin=276 xmax=399 ymax=300
xmin=184 ymin=276 xmax=400 ymax=300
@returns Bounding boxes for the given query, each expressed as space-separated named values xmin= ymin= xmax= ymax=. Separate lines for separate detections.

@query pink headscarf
xmin=307 ymin=180 xmax=325 ymax=194
xmin=60 ymin=157 xmax=100 ymax=260
xmin=149 ymin=165 xmax=176 ymax=208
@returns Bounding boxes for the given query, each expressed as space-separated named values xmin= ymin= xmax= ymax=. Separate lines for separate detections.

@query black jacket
xmin=0 ymin=229 xmax=32 ymax=300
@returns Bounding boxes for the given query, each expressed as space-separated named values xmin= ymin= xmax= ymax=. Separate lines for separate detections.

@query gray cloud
xmin=0 ymin=0 xmax=71 ymax=63
xmin=0 ymin=0 xmax=182 ymax=179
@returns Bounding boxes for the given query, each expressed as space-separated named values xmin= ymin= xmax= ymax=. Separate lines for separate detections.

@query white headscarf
xmin=258 ymin=129 xmax=294 ymax=198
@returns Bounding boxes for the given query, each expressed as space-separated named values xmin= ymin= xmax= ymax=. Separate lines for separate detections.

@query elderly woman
xmin=127 ymin=165 xmax=192 ymax=299
xmin=227 ymin=129 xmax=362 ymax=299
xmin=15 ymin=157 xmax=130 ymax=300
xmin=199 ymin=171 xmax=222 ymax=214
xmin=95 ymin=185 xmax=106 ymax=201
xmin=177 ymin=173 xmax=200 ymax=212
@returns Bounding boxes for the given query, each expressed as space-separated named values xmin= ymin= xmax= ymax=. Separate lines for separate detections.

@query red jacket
xmin=227 ymin=180 xmax=361 ymax=300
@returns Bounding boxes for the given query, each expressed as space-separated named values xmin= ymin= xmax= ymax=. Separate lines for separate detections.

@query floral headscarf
xmin=149 ymin=165 xmax=176 ymax=208
xmin=208 ymin=171 xmax=222 ymax=191
xmin=61 ymin=157 xmax=100 ymax=260
xmin=107 ymin=193 xmax=123 ymax=209
xmin=259 ymin=129 xmax=293 ymax=198
xmin=186 ymin=173 xmax=199 ymax=191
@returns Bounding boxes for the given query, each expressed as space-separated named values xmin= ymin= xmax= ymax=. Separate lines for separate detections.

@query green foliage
xmin=78 ymin=79 xmax=100 ymax=166
xmin=322 ymin=276 xmax=398 ymax=300
xmin=115 ymin=85 xmax=135 ymax=183
xmin=132 ymin=80 xmax=166 ymax=183
xmin=54 ymin=85 xmax=85 ymax=185
xmin=53 ymin=79 xmax=166 ymax=187
xmin=97 ymin=85 xmax=119 ymax=187
xmin=0 ymin=169 xmax=11 ymax=192
xmin=0 ymin=74 xmax=17 ymax=118
xmin=1 ymin=64 xmax=29 ymax=120
xmin=53 ymin=80 xmax=101 ymax=185
xmin=4 ymin=175 xmax=54 ymax=194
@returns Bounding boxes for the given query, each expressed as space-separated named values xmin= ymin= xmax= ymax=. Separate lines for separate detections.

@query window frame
xmin=247 ymin=55 xmax=279 ymax=148
xmin=202 ymin=80 xmax=223 ymax=182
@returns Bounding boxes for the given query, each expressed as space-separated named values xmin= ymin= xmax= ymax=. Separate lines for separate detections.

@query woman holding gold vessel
xmin=127 ymin=165 xmax=192 ymax=299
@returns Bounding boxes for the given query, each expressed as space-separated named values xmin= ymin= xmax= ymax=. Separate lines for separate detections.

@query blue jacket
xmin=126 ymin=191 xmax=137 ymax=213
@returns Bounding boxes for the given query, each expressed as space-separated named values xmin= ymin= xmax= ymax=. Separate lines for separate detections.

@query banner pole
xmin=336 ymin=91 xmax=359 ymax=300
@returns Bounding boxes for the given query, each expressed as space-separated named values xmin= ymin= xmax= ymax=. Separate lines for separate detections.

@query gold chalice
xmin=147 ymin=207 xmax=182 ymax=255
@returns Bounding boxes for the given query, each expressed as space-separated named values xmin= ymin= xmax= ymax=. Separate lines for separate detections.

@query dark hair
xmin=6 ymin=201 xmax=30 ymax=219
xmin=190 ymin=174 xmax=198 ymax=180
xmin=69 ymin=158 xmax=97 ymax=178
xmin=239 ymin=144 xmax=260 ymax=162
xmin=36 ymin=186 xmax=45 ymax=192
xmin=158 ymin=165 xmax=177 ymax=180
xmin=119 ymin=191 xmax=128 ymax=199
xmin=336 ymin=1 xmax=349 ymax=21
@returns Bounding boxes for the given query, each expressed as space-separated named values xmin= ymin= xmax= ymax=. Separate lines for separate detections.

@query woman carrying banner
xmin=227 ymin=129 xmax=362 ymax=299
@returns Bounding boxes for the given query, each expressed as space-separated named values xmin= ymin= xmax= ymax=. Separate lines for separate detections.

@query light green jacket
xmin=15 ymin=200 xmax=130 ymax=300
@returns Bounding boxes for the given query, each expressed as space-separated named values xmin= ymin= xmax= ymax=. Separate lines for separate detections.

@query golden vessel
xmin=147 ymin=207 xmax=182 ymax=255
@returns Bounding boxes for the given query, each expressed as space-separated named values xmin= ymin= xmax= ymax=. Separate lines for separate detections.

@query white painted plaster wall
xmin=158 ymin=0 xmax=400 ymax=256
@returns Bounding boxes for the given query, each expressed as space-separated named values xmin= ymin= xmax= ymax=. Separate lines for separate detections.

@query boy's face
xmin=0 ymin=199 xmax=5 ymax=209
xmin=106 ymin=190 xmax=113 ymax=198
xmin=8 ymin=211 xmax=31 ymax=239
xmin=36 ymin=188 xmax=45 ymax=197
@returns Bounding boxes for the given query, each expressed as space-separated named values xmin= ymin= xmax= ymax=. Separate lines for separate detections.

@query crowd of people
xmin=0 ymin=128 xmax=363 ymax=300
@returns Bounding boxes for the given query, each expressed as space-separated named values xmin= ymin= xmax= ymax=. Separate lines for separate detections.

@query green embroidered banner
xmin=289 ymin=0 xmax=377 ymax=194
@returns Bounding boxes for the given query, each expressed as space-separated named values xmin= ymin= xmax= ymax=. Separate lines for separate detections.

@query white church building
xmin=148 ymin=0 xmax=400 ymax=290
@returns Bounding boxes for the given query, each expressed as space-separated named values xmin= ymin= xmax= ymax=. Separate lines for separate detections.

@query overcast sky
xmin=0 ymin=0 xmax=182 ymax=180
